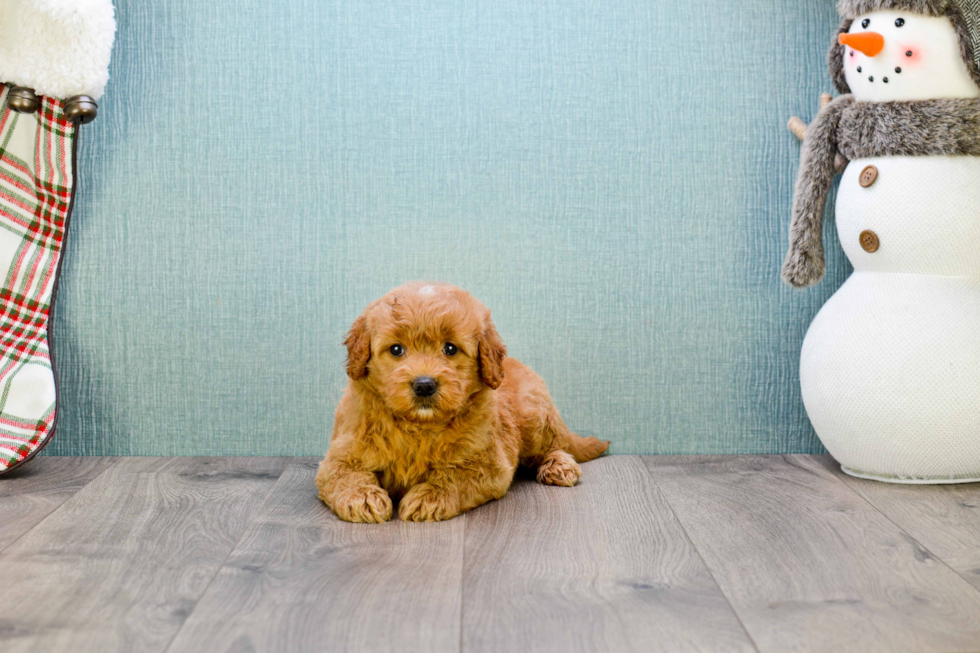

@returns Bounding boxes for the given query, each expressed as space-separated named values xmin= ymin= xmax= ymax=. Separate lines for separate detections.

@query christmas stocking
xmin=0 ymin=0 xmax=115 ymax=473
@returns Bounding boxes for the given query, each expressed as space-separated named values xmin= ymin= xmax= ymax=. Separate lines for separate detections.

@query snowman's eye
xmin=895 ymin=18 xmax=905 ymax=27
xmin=861 ymin=18 xmax=871 ymax=28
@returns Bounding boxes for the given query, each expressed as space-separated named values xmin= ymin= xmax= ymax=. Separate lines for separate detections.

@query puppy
xmin=316 ymin=282 xmax=609 ymax=523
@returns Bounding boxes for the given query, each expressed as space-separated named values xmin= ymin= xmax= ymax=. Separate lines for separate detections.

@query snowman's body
xmin=801 ymin=156 xmax=980 ymax=481
xmin=796 ymin=8 xmax=980 ymax=482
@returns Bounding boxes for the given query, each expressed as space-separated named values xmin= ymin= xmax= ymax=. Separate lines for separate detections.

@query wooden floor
xmin=1 ymin=456 xmax=979 ymax=652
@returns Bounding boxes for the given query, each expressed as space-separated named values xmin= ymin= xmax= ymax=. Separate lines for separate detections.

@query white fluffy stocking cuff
xmin=0 ymin=0 xmax=115 ymax=100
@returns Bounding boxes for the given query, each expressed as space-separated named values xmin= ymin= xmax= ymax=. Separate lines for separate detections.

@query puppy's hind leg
xmin=534 ymin=413 xmax=609 ymax=487
xmin=536 ymin=449 xmax=581 ymax=487
xmin=549 ymin=413 xmax=609 ymax=463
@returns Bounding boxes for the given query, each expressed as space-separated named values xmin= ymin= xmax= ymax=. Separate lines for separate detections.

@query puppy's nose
xmin=412 ymin=376 xmax=438 ymax=398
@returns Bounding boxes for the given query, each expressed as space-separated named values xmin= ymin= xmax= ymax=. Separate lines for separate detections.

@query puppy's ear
xmin=477 ymin=315 xmax=506 ymax=389
xmin=345 ymin=314 xmax=371 ymax=380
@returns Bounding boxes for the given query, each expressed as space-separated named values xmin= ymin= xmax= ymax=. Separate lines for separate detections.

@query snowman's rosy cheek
xmin=900 ymin=46 xmax=922 ymax=64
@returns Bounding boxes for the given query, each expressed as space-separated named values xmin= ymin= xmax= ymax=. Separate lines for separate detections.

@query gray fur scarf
xmin=782 ymin=95 xmax=980 ymax=288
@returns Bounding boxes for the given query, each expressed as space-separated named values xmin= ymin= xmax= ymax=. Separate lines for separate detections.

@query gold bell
xmin=63 ymin=96 xmax=98 ymax=124
xmin=7 ymin=87 xmax=39 ymax=114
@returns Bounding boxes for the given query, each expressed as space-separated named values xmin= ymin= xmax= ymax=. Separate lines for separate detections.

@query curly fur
xmin=316 ymin=282 xmax=610 ymax=523
xmin=830 ymin=0 xmax=980 ymax=92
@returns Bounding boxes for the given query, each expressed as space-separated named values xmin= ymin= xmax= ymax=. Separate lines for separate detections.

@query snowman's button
xmin=859 ymin=165 xmax=878 ymax=188
xmin=859 ymin=230 xmax=880 ymax=253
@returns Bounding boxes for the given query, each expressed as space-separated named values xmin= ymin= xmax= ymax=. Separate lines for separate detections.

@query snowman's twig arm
xmin=788 ymin=116 xmax=809 ymax=141
xmin=782 ymin=94 xmax=855 ymax=289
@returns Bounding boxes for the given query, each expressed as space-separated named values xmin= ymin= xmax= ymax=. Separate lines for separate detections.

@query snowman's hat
xmin=831 ymin=0 xmax=980 ymax=93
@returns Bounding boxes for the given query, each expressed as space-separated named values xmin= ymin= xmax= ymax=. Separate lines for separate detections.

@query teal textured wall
xmin=47 ymin=0 xmax=850 ymax=456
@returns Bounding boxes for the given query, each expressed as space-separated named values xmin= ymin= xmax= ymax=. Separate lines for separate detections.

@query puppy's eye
xmin=389 ymin=344 xmax=405 ymax=357
xmin=443 ymin=343 xmax=458 ymax=356
xmin=861 ymin=18 xmax=870 ymax=28
xmin=895 ymin=17 xmax=905 ymax=27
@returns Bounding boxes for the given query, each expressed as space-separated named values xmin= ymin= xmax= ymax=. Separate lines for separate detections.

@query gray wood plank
xmin=645 ymin=455 xmax=980 ymax=653
xmin=0 ymin=457 xmax=117 ymax=551
xmin=0 ymin=456 xmax=288 ymax=653
xmin=816 ymin=455 xmax=980 ymax=592
xmin=462 ymin=456 xmax=757 ymax=653
xmin=166 ymin=460 xmax=464 ymax=653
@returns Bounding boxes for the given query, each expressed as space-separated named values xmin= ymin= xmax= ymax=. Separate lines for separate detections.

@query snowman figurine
xmin=783 ymin=0 xmax=980 ymax=482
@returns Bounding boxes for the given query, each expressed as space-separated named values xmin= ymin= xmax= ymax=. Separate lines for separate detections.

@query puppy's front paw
xmin=332 ymin=485 xmax=393 ymax=523
xmin=398 ymin=483 xmax=461 ymax=522
xmin=536 ymin=451 xmax=581 ymax=487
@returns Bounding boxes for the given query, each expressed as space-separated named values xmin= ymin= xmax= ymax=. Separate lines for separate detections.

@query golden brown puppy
xmin=316 ymin=282 xmax=609 ymax=523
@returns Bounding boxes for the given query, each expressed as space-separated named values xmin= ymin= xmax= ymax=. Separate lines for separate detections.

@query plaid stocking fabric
xmin=0 ymin=85 xmax=76 ymax=473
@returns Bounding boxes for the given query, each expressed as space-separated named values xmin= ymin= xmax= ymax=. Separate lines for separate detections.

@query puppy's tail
xmin=566 ymin=433 xmax=610 ymax=463
xmin=550 ymin=415 xmax=610 ymax=463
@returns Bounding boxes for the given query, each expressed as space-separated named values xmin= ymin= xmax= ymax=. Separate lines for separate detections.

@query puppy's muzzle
xmin=411 ymin=376 xmax=438 ymax=398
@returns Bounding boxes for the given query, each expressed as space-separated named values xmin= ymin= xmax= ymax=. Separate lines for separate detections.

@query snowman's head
xmin=831 ymin=1 xmax=980 ymax=102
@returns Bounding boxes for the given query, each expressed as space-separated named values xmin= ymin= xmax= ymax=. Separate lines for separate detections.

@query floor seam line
xmin=637 ymin=455 xmax=763 ymax=653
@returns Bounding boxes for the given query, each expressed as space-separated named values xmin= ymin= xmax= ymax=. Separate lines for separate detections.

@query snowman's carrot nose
xmin=839 ymin=31 xmax=885 ymax=57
